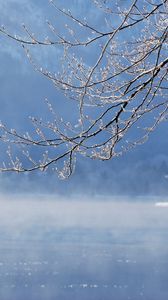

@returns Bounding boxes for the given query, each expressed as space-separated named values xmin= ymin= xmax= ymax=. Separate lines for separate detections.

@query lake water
xmin=0 ymin=197 xmax=168 ymax=299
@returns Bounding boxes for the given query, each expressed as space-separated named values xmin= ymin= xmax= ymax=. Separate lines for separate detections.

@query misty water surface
xmin=0 ymin=196 xmax=168 ymax=300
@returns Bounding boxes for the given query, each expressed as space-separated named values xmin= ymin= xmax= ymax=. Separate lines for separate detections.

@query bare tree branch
xmin=0 ymin=0 xmax=167 ymax=178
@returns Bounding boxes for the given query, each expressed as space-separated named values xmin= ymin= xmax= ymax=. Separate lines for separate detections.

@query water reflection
xmin=0 ymin=197 xmax=168 ymax=299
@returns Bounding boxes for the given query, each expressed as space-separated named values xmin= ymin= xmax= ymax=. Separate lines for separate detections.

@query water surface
xmin=0 ymin=197 xmax=168 ymax=299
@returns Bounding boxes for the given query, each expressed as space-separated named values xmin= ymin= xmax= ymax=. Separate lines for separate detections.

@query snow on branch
xmin=0 ymin=0 xmax=167 ymax=178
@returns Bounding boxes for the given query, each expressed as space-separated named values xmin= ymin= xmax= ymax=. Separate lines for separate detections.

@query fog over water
xmin=0 ymin=195 xmax=168 ymax=230
xmin=0 ymin=195 xmax=168 ymax=299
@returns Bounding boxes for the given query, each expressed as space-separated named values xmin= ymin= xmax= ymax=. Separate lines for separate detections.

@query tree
xmin=0 ymin=0 xmax=167 ymax=178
